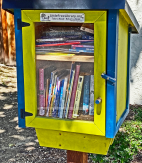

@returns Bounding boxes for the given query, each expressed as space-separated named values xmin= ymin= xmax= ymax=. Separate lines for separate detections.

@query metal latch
xmin=17 ymin=19 xmax=30 ymax=30
xmin=101 ymin=73 xmax=116 ymax=85
xmin=20 ymin=109 xmax=33 ymax=119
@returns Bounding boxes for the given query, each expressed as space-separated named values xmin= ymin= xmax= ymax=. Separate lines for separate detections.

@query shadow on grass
xmin=91 ymin=105 xmax=142 ymax=163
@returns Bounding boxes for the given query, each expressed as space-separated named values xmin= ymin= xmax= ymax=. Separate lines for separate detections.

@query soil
xmin=0 ymin=64 xmax=93 ymax=163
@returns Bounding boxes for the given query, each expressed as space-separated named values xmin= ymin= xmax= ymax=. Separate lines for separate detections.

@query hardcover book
xmin=64 ymin=63 xmax=75 ymax=118
xmin=68 ymin=65 xmax=81 ymax=119
xmin=72 ymin=76 xmax=84 ymax=118
xmin=83 ymin=75 xmax=90 ymax=115
xmin=58 ymin=77 xmax=68 ymax=118
xmin=89 ymin=75 xmax=94 ymax=115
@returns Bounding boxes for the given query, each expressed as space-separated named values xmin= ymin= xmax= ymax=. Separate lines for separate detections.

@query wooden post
xmin=67 ymin=150 xmax=88 ymax=163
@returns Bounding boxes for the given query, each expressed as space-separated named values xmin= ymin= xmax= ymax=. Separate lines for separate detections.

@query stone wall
xmin=127 ymin=0 xmax=142 ymax=104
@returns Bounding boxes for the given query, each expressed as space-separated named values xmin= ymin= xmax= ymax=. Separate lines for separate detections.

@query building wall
xmin=127 ymin=0 xmax=142 ymax=104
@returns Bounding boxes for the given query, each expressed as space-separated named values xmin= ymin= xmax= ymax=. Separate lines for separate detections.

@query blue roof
xmin=3 ymin=0 xmax=126 ymax=10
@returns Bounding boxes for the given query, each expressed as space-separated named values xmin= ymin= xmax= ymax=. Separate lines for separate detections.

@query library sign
xmin=40 ymin=13 xmax=85 ymax=22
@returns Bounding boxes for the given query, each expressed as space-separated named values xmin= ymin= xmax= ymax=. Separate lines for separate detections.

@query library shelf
xmin=36 ymin=55 xmax=94 ymax=63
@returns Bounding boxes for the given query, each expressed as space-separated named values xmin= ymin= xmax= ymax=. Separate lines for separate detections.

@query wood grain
xmin=67 ymin=150 xmax=88 ymax=163
xmin=36 ymin=55 xmax=94 ymax=63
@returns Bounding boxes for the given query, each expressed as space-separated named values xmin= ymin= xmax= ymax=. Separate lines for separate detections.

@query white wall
xmin=127 ymin=0 xmax=142 ymax=104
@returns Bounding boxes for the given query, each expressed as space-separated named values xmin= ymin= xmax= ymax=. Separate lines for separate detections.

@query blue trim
xmin=115 ymin=26 xmax=131 ymax=135
xmin=106 ymin=10 xmax=119 ymax=138
xmin=14 ymin=9 xmax=25 ymax=128
xmin=2 ymin=0 xmax=126 ymax=10
xmin=101 ymin=73 xmax=116 ymax=85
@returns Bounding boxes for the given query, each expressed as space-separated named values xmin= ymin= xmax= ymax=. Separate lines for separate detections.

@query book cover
xmin=68 ymin=65 xmax=81 ymax=119
xmin=72 ymin=76 xmax=84 ymax=118
xmin=89 ymin=75 xmax=94 ymax=115
xmin=83 ymin=75 xmax=90 ymax=115
xmin=64 ymin=63 xmax=75 ymax=118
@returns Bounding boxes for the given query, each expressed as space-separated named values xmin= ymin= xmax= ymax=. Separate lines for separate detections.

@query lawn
xmin=91 ymin=105 xmax=142 ymax=163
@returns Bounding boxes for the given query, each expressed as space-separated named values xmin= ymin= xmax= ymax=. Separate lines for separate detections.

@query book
xmin=71 ymin=45 xmax=94 ymax=48
xmin=64 ymin=63 xmax=75 ymax=118
xmin=89 ymin=75 xmax=94 ymax=115
xmin=46 ymin=68 xmax=64 ymax=117
xmin=45 ymin=79 xmax=49 ymax=107
xmin=36 ymin=42 xmax=81 ymax=47
xmin=58 ymin=77 xmax=68 ymax=118
xmin=38 ymin=66 xmax=56 ymax=116
xmin=82 ymin=35 xmax=94 ymax=40
xmin=72 ymin=76 xmax=84 ymax=118
xmin=83 ymin=75 xmax=90 ymax=115
xmin=52 ymin=70 xmax=70 ymax=117
xmin=68 ymin=65 xmax=81 ymax=119
xmin=69 ymin=48 xmax=94 ymax=53
xmin=57 ymin=79 xmax=65 ymax=118
xmin=36 ymin=38 xmax=65 ymax=42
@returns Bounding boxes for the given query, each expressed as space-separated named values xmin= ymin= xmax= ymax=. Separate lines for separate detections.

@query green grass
xmin=91 ymin=106 xmax=142 ymax=163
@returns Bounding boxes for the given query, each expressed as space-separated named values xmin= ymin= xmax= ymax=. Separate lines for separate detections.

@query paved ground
xmin=0 ymin=64 xmax=93 ymax=163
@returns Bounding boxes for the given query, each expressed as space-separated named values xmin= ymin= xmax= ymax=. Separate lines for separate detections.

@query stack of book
xmin=35 ymin=23 xmax=94 ymax=55
xmin=38 ymin=62 xmax=94 ymax=119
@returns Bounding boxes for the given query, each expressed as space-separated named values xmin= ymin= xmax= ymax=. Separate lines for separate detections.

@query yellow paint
xmin=120 ymin=9 xmax=138 ymax=33
xmin=36 ymin=128 xmax=113 ymax=155
xmin=94 ymin=12 xmax=106 ymax=134
xmin=22 ymin=11 xmax=37 ymax=125
xmin=22 ymin=10 xmax=107 ymax=135
xmin=116 ymin=12 xmax=129 ymax=122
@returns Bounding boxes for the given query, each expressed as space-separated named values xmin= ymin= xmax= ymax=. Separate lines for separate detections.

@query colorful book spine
xmin=57 ymin=80 xmax=64 ymax=118
xmin=71 ymin=45 xmax=94 ymax=48
xmin=54 ymin=81 xmax=61 ymax=117
xmin=39 ymin=69 xmax=45 ymax=116
xmin=36 ymin=38 xmax=65 ymax=42
xmin=64 ymin=63 xmax=75 ymax=118
xmin=45 ymin=79 xmax=49 ymax=107
xmin=36 ymin=42 xmax=81 ymax=47
xmin=83 ymin=75 xmax=90 ymax=115
xmin=46 ymin=69 xmax=60 ymax=116
xmin=72 ymin=76 xmax=84 ymax=118
xmin=66 ymin=40 xmax=93 ymax=43
xmin=69 ymin=48 xmax=94 ymax=53
xmin=89 ymin=75 xmax=94 ymax=115
xmin=82 ymin=35 xmax=94 ymax=40
xmin=68 ymin=65 xmax=81 ymax=119
xmin=58 ymin=77 xmax=68 ymax=118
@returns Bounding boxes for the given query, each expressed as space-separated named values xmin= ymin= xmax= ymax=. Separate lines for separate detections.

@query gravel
xmin=0 ymin=64 xmax=93 ymax=163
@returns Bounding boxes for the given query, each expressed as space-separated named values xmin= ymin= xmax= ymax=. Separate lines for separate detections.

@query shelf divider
xmin=36 ymin=55 xmax=94 ymax=62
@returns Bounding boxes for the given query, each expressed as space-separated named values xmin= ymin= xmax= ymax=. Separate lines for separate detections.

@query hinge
xmin=17 ymin=19 xmax=30 ymax=30
xmin=101 ymin=73 xmax=116 ymax=85
xmin=20 ymin=109 xmax=33 ymax=119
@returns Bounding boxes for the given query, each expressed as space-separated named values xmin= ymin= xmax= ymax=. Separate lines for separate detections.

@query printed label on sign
xmin=40 ymin=13 xmax=85 ymax=22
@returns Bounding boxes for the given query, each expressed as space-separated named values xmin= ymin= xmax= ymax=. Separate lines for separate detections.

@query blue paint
xmin=101 ymin=73 xmax=116 ymax=85
xmin=106 ymin=10 xmax=119 ymax=138
xmin=14 ymin=9 xmax=25 ymax=128
xmin=3 ymin=0 xmax=126 ymax=10
xmin=115 ymin=26 xmax=132 ymax=135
